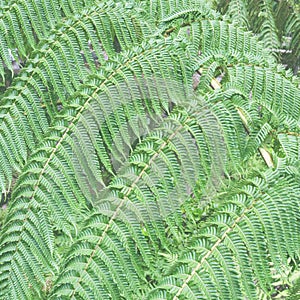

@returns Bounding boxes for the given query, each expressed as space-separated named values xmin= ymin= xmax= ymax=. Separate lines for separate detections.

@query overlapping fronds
xmin=139 ymin=0 xmax=216 ymax=22
xmin=0 ymin=38 xmax=195 ymax=298
xmin=225 ymin=65 xmax=300 ymax=128
xmin=217 ymin=0 xmax=249 ymax=27
xmin=0 ymin=0 xmax=104 ymax=79
xmin=215 ymin=0 xmax=300 ymax=72
xmin=49 ymin=110 xmax=208 ymax=299
xmin=48 ymin=96 xmax=248 ymax=298
xmin=0 ymin=1 xmax=150 ymax=196
xmin=1 ymin=5 xmax=274 ymax=199
xmin=147 ymin=162 xmax=300 ymax=299
xmin=0 ymin=1 xmax=299 ymax=299
xmin=161 ymin=18 xmax=275 ymax=68
xmin=278 ymin=133 xmax=300 ymax=160
xmin=275 ymin=0 xmax=300 ymax=72
xmin=246 ymin=0 xmax=280 ymax=55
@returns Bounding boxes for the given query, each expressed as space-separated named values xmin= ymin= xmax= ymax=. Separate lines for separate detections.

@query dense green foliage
xmin=216 ymin=0 xmax=300 ymax=73
xmin=0 ymin=0 xmax=299 ymax=299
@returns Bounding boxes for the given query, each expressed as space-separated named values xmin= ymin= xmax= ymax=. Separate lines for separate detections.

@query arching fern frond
xmin=147 ymin=162 xmax=300 ymax=299
xmin=275 ymin=0 xmax=300 ymax=73
xmin=0 ymin=1 xmax=150 ymax=196
xmin=49 ymin=111 xmax=203 ymax=299
xmin=158 ymin=16 xmax=276 ymax=68
xmin=0 ymin=0 xmax=104 ymax=79
xmin=0 ymin=66 xmax=260 ymax=299
xmin=277 ymin=133 xmax=300 ymax=160
xmin=0 ymin=38 xmax=194 ymax=298
xmin=140 ymin=0 xmax=216 ymax=22
xmin=225 ymin=65 xmax=300 ymax=128
xmin=217 ymin=0 xmax=249 ymax=28
xmin=0 ymin=2 xmax=299 ymax=300
xmin=48 ymin=95 xmax=248 ymax=298
xmin=215 ymin=0 xmax=300 ymax=71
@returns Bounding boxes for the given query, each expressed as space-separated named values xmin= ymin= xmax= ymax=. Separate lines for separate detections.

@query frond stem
xmin=69 ymin=116 xmax=190 ymax=297
xmin=173 ymin=196 xmax=258 ymax=299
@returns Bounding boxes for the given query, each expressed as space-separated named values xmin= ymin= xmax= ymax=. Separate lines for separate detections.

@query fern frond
xmin=199 ymin=20 xmax=273 ymax=65
xmin=0 ymin=202 xmax=57 ymax=299
xmin=275 ymin=0 xmax=300 ymax=72
xmin=49 ymin=114 xmax=196 ymax=299
xmin=140 ymin=0 xmax=215 ymax=22
xmin=217 ymin=0 xmax=249 ymax=28
xmin=247 ymin=0 xmax=281 ymax=58
xmin=0 ymin=1 xmax=150 ymax=196
xmin=0 ymin=38 xmax=194 ymax=298
xmin=0 ymin=2 xmax=299 ymax=300
xmin=225 ymin=65 xmax=300 ymax=128
xmin=47 ymin=84 xmax=268 ymax=298
xmin=0 ymin=0 xmax=105 ymax=79
xmin=148 ymin=163 xmax=300 ymax=299
xmin=160 ymin=17 xmax=276 ymax=67
xmin=48 ymin=96 xmax=246 ymax=298
xmin=278 ymin=133 xmax=300 ymax=160
xmin=199 ymin=62 xmax=300 ymax=162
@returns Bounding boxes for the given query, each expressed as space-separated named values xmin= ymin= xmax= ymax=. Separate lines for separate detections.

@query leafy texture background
xmin=0 ymin=0 xmax=299 ymax=299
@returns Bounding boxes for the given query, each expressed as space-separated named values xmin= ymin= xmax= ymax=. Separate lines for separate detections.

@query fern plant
xmin=215 ymin=0 xmax=300 ymax=74
xmin=0 ymin=0 xmax=299 ymax=299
